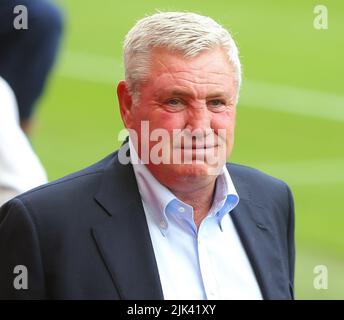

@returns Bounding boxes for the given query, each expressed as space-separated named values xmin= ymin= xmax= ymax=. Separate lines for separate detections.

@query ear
xmin=117 ymin=80 xmax=134 ymax=128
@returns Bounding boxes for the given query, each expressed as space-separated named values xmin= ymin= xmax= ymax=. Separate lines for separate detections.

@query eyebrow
xmin=206 ymin=92 xmax=231 ymax=100
xmin=156 ymin=88 xmax=231 ymax=100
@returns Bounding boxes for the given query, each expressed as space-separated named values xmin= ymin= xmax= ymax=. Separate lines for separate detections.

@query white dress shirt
xmin=129 ymin=138 xmax=262 ymax=300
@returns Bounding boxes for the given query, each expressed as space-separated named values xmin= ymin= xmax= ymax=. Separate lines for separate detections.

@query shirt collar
xmin=129 ymin=137 xmax=240 ymax=235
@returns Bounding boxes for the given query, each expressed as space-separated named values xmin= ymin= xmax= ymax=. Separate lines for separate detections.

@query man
xmin=0 ymin=12 xmax=295 ymax=300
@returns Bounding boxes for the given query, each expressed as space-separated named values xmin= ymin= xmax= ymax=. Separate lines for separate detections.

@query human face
xmin=118 ymin=47 xmax=237 ymax=192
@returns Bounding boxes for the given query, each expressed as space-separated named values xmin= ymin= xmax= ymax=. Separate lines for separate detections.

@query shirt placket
xmin=197 ymin=218 xmax=219 ymax=300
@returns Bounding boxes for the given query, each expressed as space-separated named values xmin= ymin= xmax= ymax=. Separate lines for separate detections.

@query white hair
xmin=123 ymin=12 xmax=242 ymax=102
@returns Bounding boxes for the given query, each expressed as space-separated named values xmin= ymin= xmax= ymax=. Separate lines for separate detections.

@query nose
xmin=185 ymin=105 xmax=211 ymax=133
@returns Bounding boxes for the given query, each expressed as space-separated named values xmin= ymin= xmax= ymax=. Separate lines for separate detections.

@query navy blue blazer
xmin=0 ymin=146 xmax=295 ymax=299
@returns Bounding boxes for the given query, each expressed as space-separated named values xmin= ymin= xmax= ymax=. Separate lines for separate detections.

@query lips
xmin=176 ymin=143 xmax=219 ymax=149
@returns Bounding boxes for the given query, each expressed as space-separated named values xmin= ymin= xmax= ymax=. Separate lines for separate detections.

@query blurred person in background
xmin=0 ymin=76 xmax=47 ymax=206
xmin=0 ymin=0 xmax=64 ymax=134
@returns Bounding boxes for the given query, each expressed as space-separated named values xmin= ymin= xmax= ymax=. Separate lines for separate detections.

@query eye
xmin=208 ymin=99 xmax=223 ymax=106
xmin=163 ymin=98 xmax=186 ymax=112
xmin=207 ymin=99 xmax=227 ymax=112
xmin=166 ymin=98 xmax=183 ymax=107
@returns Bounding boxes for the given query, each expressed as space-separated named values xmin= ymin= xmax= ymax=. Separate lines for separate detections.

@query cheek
xmin=211 ymin=109 xmax=236 ymax=135
xmin=148 ymin=111 xmax=186 ymax=132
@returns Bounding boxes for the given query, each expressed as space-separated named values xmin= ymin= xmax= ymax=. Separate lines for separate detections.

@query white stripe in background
xmin=251 ymin=158 xmax=344 ymax=185
xmin=239 ymin=81 xmax=344 ymax=123
xmin=57 ymin=51 xmax=123 ymax=84
xmin=56 ymin=51 xmax=344 ymax=122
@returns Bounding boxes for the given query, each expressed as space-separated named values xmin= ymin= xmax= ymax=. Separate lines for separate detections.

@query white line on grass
xmin=250 ymin=158 xmax=344 ymax=185
xmin=57 ymin=51 xmax=122 ymax=85
xmin=240 ymin=81 xmax=344 ymax=123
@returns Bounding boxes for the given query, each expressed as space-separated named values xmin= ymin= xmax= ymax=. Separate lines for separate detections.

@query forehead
xmin=144 ymin=47 xmax=236 ymax=95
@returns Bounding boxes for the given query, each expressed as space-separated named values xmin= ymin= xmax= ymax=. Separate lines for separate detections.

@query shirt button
xmin=160 ymin=221 xmax=167 ymax=229
xmin=178 ymin=207 xmax=185 ymax=213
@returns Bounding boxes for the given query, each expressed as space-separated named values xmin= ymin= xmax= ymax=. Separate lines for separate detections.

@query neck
xmin=171 ymin=179 xmax=217 ymax=229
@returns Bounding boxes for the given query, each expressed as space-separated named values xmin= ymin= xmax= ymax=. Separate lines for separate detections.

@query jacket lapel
xmin=92 ymin=149 xmax=164 ymax=300
xmin=228 ymin=166 xmax=289 ymax=299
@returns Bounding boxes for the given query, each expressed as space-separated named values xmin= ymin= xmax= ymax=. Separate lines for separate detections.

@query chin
xmin=169 ymin=162 xmax=217 ymax=179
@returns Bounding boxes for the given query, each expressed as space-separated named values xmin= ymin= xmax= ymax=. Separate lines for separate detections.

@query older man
xmin=0 ymin=12 xmax=295 ymax=300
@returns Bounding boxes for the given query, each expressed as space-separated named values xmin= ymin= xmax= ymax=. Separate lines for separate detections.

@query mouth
xmin=176 ymin=143 xmax=219 ymax=150
xmin=175 ymin=145 xmax=220 ymax=159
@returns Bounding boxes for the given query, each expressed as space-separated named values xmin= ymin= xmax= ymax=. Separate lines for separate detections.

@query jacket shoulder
xmin=15 ymin=152 xmax=117 ymax=201
xmin=227 ymin=162 xmax=289 ymax=189
xmin=226 ymin=162 xmax=293 ymax=210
